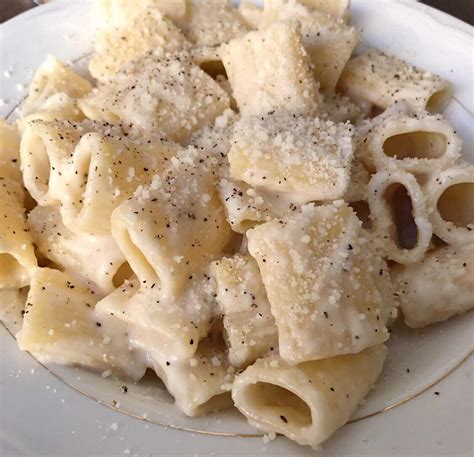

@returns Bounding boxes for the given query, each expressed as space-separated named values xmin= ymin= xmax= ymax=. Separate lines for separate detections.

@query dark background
xmin=1 ymin=0 xmax=474 ymax=24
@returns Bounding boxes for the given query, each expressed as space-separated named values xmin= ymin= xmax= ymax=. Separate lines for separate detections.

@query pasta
xmin=79 ymin=54 xmax=230 ymax=142
xmin=28 ymin=206 xmax=132 ymax=294
xmin=60 ymin=132 xmax=175 ymax=234
xmin=129 ymin=322 xmax=234 ymax=417
xmin=94 ymin=0 xmax=187 ymax=29
xmin=17 ymin=93 xmax=86 ymax=133
xmin=232 ymin=345 xmax=386 ymax=447
xmin=89 ymin=8 xmax=190 ymax=81
xmin=247 ymin=203 xmax=389 ymax=364
xmin=17 ymin=268 xmax=146 ymax=380
xmin=210 ymin=254 xmax=278 ymax=367
xmin=393 ymin=245 xmax=474 ymax=328
xmin=358 ymin=109 xmax=462 ymax=173
xmin=176 ymin=0 xmax=249 ymax=47
xmin=0 ymin=178 xmax=37 ymax=289
xmin=338 ymin=49 xmax=452 ymax=114
xmin=0 ymin=119 xmax=22 ymax=182
xmin=1 ymin=0 xmax=472 ymax=449
xmin=368 ymin=168 xmax=432 ymax=264
xmin=95 ymin=276 xmax=217 ymax=362
xmin=110 ymin=147 xmax=235 ymax=297
xmin=21 ymin=55 xmax=92 ymax=117
xmin=221 ymin=21 xmax=321 ymax=116
xmin=424 ymin=164 xmax=474 ymax=246
xmin=0 ymin=288 xmax=28 ymax=332
xmin=20 ymin=119 xmax=88 ymax=206
xmin=260 ymin=1 xmax=359 ymax=92
xmin=228 ymin=112 xmax=354 ymax=203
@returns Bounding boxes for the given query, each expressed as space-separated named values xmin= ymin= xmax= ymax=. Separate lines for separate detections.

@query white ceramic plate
xmin=1 ymin=1 xmax=473 ymax=455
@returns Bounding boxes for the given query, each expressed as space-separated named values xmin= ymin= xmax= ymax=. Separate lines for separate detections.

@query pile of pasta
xmin=1 ymin=0 xmax=473 ymax=448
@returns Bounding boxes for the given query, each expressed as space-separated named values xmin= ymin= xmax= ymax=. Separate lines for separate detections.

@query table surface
xmin=1 ymin=0 xmax=474 ymax=24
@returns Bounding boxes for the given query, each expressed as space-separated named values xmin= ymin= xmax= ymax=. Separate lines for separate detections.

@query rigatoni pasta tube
xmin=20 ymin=120 xmax=84 ymax=205
xmin=95 ymin=276 xmax=216 ymax=362
xmin=21 ymin=55 xmax=92 ymax=117
xmin=60 ymin=132 xmax=174 ymax=234
xmin=424 ymin=164 xmax=474 ymax=246
xmin=247 ymin=202 xmax=389 ymax=364
xmin=129 ymin=323 xmax=234 ymax=417
xmin=28 ymin=206 xmax=132 ymax=294
xmin=17 ymin=268 xmax=146 ymax=380
xmin=220 ymin=21 xmax=321 ymax=117
xmin=393 ymin=245 xmax=474 ymax=328
xmin=338 ymin=49 xmax=452 ymax=113
xmin=111 ymin=148 xmax=235 ymax=297
xmin=368 ymin=168 xmax=432 ymax=264
xmin=232 ymin=345 xmax=387 ymax=447
xmin=210 ymin=254 xmax=278 ymax=367
xmin=359 ymin=110 xmax=461 ymax=174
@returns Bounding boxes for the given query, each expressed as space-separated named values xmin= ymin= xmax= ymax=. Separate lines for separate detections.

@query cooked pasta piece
xmin=0 ymin=288 xmax=28 ymax=332
xmin=0 ymin=179 xmax=37 ymax=289
xmin=0 ymin=119 xmax=22 ymax=182
xmin=129 ymin=323 xmax=234 ymax=416
xmin=176 ymin=0 xmax=249 ymax=47
xmin=238 ymin=1 xmax=263 ymax=29
xmin=393 ymin=245 xmax=474 ymax=327
xmin=232 ymin=345 xmax=386 ymax=447
xmin=79 ymin=54 xmax=230 ymax=142
xmin=338 ymin=50 xmax=452 ymax=113
xmin=94 ymin=0 xmax=187 ymax=28
xmin=210 ymin=255 xmax=278 ymax=367
xmin=368 ymin=168 xmax=432 ymax=264
xmin=299 ymin=0 xmax=350 ymax=20
xmin=96 ymin=275 xmax=217 ymax=361
xmin=28 ymin=206 xmax=131 ymax=294
xmin=190 ymin=46 xmax=226 ymax=78
xmin=60 ymin=132 xmax=174 ymax=234
xmin=21 ymin=56 xmax=92 ymax=116
xmin=247 ymin=203 xmax=389 ymax=363
xmin=229 ymin=112 xmax=353 ymax=203
xmin=359 ymin=110 xmax=462 ymax=173
xmin=90 ymin=8 xmax=190 ymax=81
xmin=111 ymin=148 xmax=235 ymax=297
xmin=17 ymin=268 xmax=146 ymax=379
xmin=218 ymin=179 xmax=280 ymax=233
xmin=424 ymin=164 xmax=474 ymax=246
xmin=221 ymin=21 xmax=321 ymax=116
xmin=20 ymin=120 xmax=88 ymax=205
xmin=17 ymin=93 xmax=85 ymax=134
xmin=260 ymin=1 xmax=359 ymax=92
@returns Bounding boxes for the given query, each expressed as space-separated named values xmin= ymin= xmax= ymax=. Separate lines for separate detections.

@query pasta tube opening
xmin=243 ymin=382 xmax=312 ymax=428
xmin=193 ymin=392 xmax=232 ymax=417
xmin=437 ymin=183 xmax=474 ymax=229
xmin=425 ymin=165 xmax=474 ymax=246
xmin=368 ymin=169 xmax=432 ymax=264
xmin=382 ymin=131 xmax=447 ymax=160
xmin=384 ymin=183 xmax=418 ymax=250
xmin=426 ymin=88 xmax=452 ymax=113
xmin=116 ymin=227 xmax=158 ymax=287
xmin=112 ymin=261 xmax=134 ymax=288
